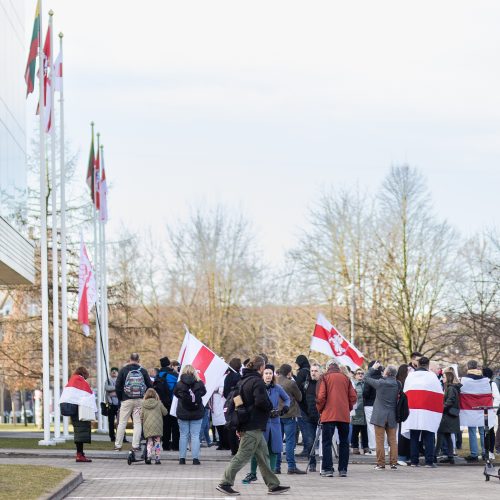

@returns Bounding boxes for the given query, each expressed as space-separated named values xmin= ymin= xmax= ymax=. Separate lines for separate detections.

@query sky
xmin=25 ymin=0 xmax=500 ymax=264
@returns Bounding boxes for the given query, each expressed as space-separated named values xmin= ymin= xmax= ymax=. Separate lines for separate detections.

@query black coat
xmin=238 ymin=369 xmax=272 ymax=432
xmin=223 ymin=371 xmax=241 ymax=399
xmin=304 ymin=379 xmax=319 ymax=423
xmin=363 ymin=368 xmax=382 ymax=406
xmin=438 ymin=383 xmax=461 ymax=434
xmin=71 ymin=415 xmax=91 ymax=444
xmin=173 ymin=374 xmax=207 ymax=420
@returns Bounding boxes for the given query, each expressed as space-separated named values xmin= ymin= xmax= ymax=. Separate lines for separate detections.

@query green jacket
xmin=141 ymin=399 xmax=168 ymax=438
xmin=351 ymin=380 xmax=366 ymax=425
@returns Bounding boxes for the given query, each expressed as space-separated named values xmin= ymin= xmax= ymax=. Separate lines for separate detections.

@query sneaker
xmin=410 ymin=464 xmax=419 ymax=467
xmin=320 ymin=469 xmax=334 ymax=477
xmin=155 ymin=459 xmax=161 ymax=465
xmin=373 ymin=465 xmax=385 ymax=470
xmin=465 ymin=455 xmax=479 ymax=462
xmin=390 ymin=465 xmax=398 ymax=470
xmin=193 ymin=458 xmax=201 ymax=465
xmin=339 ymin=470 xmax=347 ymax=477
xmin=216 ymin=484 xmax=240 ymax=496
xmin=114 ymin=446 xmax=122 ymax=451
xmin=287 ymin=468 xmax=306 ymax=474
xmin=179 ymin=458 xmax=186 ymax=465
xmin=75 ymin=452 xmax=92 ymax=463
xmin=363 ymin=448 xmax=370 ymax=454
xmin=268 ymin=485 xmax=290 ymax=495
xmin=397 ymin=460 xmax=408 ymax=467
xmin=131 ymin=447 xmax=141 ymax=452
xmin=424 ymin=464 xmax=437 ymax=468
xmin=352 ymin=448 xmax=360 ymax=455
xmin=489 ymin=452 xmax=495 ymax=460
xmin=365 ymin=450 xmax=376 ymax=455
xmin=242 ymin=473 xmax=257 ymax=484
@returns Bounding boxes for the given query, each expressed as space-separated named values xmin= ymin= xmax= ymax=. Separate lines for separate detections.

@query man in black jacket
xmin=294 ymin=354 xmax=311 ymax=457
xmin=217 ymin=356 xmax=290 ymax=497
xmin=114 ymin=353 xmax=152 ymax=451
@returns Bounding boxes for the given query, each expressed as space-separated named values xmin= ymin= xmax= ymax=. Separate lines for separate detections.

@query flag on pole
xmin=401 ymin=370 xmax=443 ymax=438
xmin=37 ymin=25 xmax=52 ymax=132
xmin=53 ymin=49 xmax=62 ymax=92
xmin=94 ymin=146 xmax=101 ymax=210
xmin=459 ymin=376 xmax=495 ymax=428
xmin=25 ymin=0 xmax=41 ymax=97
xmin=170 ymin=328 xmax=229 ymax=416
xmin=86 ymin=130 xmax=95 ymax=202
xmin=310 ymin=313 xmax=365 ymax=370
xmin=78 ymin=239 xmax=97 ymax=336
xmin=99 ymin=148 xmax=108 ymax=223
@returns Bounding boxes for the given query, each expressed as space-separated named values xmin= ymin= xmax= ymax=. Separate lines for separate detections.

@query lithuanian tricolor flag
xmin=25 ymin=0 xmax=41 ymax=97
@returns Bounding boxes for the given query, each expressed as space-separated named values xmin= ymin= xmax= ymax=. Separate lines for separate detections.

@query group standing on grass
xmin=59 ymin=349 xmax=500 ymax=497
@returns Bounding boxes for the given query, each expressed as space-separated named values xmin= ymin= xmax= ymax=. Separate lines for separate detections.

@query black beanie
xmin=160 ymin=357 xmax=170 ymax=368
xmin=265 ymin=363 xmax=275 ymax=373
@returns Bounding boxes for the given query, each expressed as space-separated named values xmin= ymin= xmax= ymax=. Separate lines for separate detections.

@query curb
xmin=39 ymin=470 xmax=83 ymax=500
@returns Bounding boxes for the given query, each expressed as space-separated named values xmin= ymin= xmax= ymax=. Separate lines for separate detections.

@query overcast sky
xmin=25 ymin=0 xmax=500 ymax=263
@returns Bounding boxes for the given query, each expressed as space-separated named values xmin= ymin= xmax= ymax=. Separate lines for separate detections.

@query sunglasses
xmin=356 ymin=372 xmax=364 ymax=375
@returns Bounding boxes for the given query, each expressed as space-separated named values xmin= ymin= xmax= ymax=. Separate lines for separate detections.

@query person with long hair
xmin=173 ymin=364 xmax=207 ymax=465
xmin=435 ymin=369 xmax=461 ymax=464
xmin=396 ymin=364 xmax=410 ymax=466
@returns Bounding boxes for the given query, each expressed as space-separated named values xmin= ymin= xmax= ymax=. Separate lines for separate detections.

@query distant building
xmin=0 ymin=2 xmax=34 ymax=285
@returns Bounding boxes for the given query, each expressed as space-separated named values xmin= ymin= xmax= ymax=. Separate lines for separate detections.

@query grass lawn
xmin=0 ymin=464 xmax=71 ymax=499
xmin=0 ymin=436 xmax=131 ymax=451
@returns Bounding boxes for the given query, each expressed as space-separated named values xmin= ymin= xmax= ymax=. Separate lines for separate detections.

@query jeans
xmin=178 ymin=418 xmax=203 ymax=459
xmin=298 ymin=411 xmax=313 ymax=452
xmin=321 ymin=421 xmax=350 ymax=473
xmin=302 ymin=419 xmax=318 ymax=466
xmin=277 ymin=417 xmax=297 ymax=470
xmin=351 ymin=424 xmax=368 ymax=449
xmin=221 ymin=430 xmax=279 ymax=488
xmin=200 ymin=408 xmax=211 ymax=444
xmin=468 ymin=426 xmax=485 ymax=457
xmin=410 ymin=429 xmax=435 ymax=465
xmin=436 ymin=432 xmax=454 ymax=458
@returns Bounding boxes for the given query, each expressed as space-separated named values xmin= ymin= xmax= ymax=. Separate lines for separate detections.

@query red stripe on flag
xmin=191 ymin=346 xmax=215 ymax=384
xmin=345 ymin=345 xmax=364 ymax=366
xmin=67 ymin=374 xmax=92 ymax=393
xmin=406 ymin=389 xmax=443 ymax=413
xmin=313 ymin=324 xmax=331 ymax=343
xmin=460 ymin=393 xmax=493 ymax=410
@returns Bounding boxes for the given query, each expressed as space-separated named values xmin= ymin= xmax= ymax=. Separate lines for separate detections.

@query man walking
xmin=114 ymin=353 xmax=153 ymax=451
xmin=316 ymin=360 xmax=357 ymax=477
xmin=216 ymin=356 xmax=290 ymax=496
xmin=276 ymin=364 xmax=306 ymax=474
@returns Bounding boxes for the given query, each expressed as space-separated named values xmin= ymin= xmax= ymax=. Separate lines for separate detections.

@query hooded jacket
xmin=277 ymin=374 xmax=302 ymax=418
xmin=295 ymin=355 xmax=311 ymax=412
xmin=142 ymin=398 xmax=168 ymax=438
xmin=154 ymin=366 xmax=178 ymax=409
xmin=173 ymin=374 xmax=207 ymax=421
xmin=237 ymin=369 xmax=273 ymax=431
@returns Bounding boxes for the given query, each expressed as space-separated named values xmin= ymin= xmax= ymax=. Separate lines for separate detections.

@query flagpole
xmin=48 ymin=11 xmax=63 ymax=443
xmin=58 ymin=31 xmax=69 ymax=438
xmin=38 ymin=1 xmax=54 ymax=446
xmin=94 ymin=130 xmax=103 ymax=432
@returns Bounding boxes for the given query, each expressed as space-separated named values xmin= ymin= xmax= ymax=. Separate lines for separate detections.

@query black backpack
xmin=224 ymin=378 xmax=253 ymax=430
xmin=153 ymin=373 xmax=171 ymax=408
xmin=179 ymin=385 xmax=202 ymax=411
xmin=396 ymin=381 xmax=410 ymax=423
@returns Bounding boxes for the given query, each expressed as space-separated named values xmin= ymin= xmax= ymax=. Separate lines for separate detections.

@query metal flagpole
xmin=94 ymin=130 xmax=103 ymax=432
xmin=48 ymin=11 xmax=63 ymax=443
xmin=38 ymin=2 xmax=54 ymax=446
xmin=58 ymin=31 xmax=69 ymax=438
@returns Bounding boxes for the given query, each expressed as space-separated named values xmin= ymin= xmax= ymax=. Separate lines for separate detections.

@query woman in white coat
xmin=211 ymin=380 xmax=230 ymax=450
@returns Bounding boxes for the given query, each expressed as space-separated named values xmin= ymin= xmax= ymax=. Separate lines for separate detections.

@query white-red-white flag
xmin=170 ymin=328 xmax=229 ymax=417
xmin=310 ymin=313 xmax=365 ymax=370
xmin=53 ymin=49 xmax=62 ymax=92
xmin=78 ymin=239 xmax=97 ymax=336
xmin=36 ymin=25 xmax=52 ymax=132
xmin=98 ymin=148 xmax=108 ymax=223
xmin=459 ymin=376 xmax=495 ymax=428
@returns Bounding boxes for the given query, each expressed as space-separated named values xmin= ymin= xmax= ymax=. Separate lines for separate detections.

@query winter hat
xmin=160 ymin=357 xmax=170 ymax=368
xmin=265 ymin=363 xmax=275 ymax=373
xmin=295 ymin=354 xmax=310 ymax=368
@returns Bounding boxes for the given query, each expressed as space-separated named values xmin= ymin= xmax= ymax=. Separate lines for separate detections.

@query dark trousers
xmin=228 ymin=427 xmax=240 ymax=455
xmin=321 ymin=421 xmax=350 ymax=473
xmin=351 ymin=424 xmax=368 ymax=449
xmin=216 ymin=425 xmax=230 ymax=449
xmin=410 ymin=429 xmax=435 ymax=465
xmin=163 ymin=414 xmax=179 ymax=450
xmin=107 ymin=404 xmax=119 ymax=440
xmin=436 ymin=432 xmax=453 ymax=458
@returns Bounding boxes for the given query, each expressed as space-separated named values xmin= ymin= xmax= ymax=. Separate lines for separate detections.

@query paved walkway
xmin=0 ymin=454 xmax=498 ymax=499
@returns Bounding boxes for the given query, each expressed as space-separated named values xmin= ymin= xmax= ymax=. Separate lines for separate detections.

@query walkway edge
xmin=39 ymin=470 xmax=83 ymax=500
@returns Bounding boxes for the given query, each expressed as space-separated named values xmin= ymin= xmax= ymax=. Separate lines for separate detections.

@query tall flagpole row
xmin=58 ymin=31 xmax=69 ymax=439
xmin=38 ymin=1 xmax=53 ymax=447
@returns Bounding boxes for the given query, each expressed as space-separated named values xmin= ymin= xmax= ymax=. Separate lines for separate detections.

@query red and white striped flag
xmin=310 ymin=313 xmax=365 ymax=370
xmin=36 ymin=25 xmax=52 ymax=132
xmin=459 ymin=376 xmax=495 ymax=427
xmin=401 ymin=370 xmax=443 ymax=438
xmin=53 ymin=49 xmax=62 ymax=92
xmin=59 ymin=373 xmax=97 ymax=412
xmin=170 ymin=328 xmax=229 ymax=417
xmin=78 ymin=239 xmax=97 ymax=336
xmin=98 ymin=148 xmax=108 ymax=223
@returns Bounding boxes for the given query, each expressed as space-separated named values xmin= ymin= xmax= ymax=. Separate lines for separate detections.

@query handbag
xmin=100 ymin=402 xmax=109 ymax=416
xmin=60 ymin=402 xmax=78 ymax=417
xmin=78 ymin=404 xmax=96 ymax=422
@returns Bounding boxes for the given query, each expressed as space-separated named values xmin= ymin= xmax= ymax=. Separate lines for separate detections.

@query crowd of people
xmin=60 ymin=350 xmax=500 ymax=496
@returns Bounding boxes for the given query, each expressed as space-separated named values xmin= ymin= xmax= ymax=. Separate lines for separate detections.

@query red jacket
xmin=316 ymin=366 xmax=357 ymax=423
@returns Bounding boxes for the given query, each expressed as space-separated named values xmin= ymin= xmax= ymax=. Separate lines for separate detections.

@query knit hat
xmin=160 ymin=357 xmax=170 ymax=368
xmin=265 ymin=363 xmax=275 ymax=373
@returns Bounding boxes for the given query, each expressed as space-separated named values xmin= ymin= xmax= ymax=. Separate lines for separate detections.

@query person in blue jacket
xmin=242 ymin=364 xmax=290 ymax=484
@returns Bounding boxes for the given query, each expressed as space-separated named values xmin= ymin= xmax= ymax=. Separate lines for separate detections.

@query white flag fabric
xmin=401 ymin=370 xmax=443 ymax=438
xmin=459 ymin=376 xmax=495 ymax=428
xmin=310 ymin=313 xmax=365 ymax=370
xmin=53 ymin=50 xmax=62 ymax=92
xmin=78 ymin=239 xmax=97 ymax=336
xmin=170 ymin=329 xmax=229 ymax=417
xmin=98 ymin=149 xmax=108 ymax=223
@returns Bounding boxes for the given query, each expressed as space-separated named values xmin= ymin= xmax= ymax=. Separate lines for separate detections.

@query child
xmin=141 ymin=388 xmax=168 ymax=464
